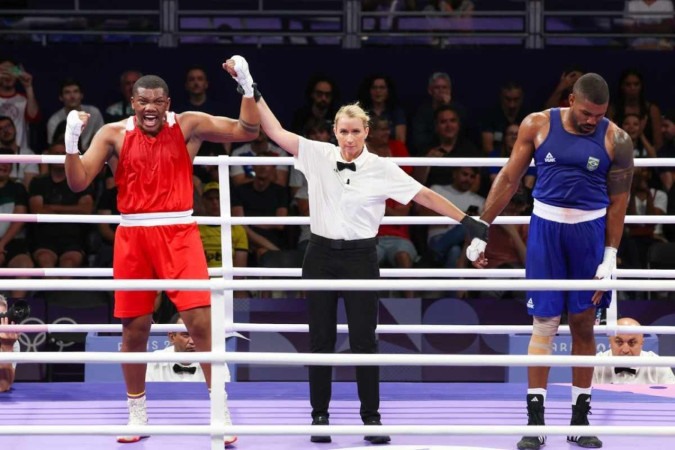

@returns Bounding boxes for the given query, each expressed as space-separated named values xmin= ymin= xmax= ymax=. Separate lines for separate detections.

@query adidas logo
xmin=545 ymin=152 xmax=556 ymax=163
xmin=530 ymin=397 xmax=539 ymax=402
xmin=527 ymin=298 xmax=534 ymax=309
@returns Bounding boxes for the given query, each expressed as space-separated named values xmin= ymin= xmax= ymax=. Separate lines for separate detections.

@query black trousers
xmin=303 ymin=234 xmax=381 ymax=422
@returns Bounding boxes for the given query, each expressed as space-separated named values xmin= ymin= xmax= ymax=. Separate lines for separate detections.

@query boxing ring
xmin=1 ymin=155 xmax=675 ymax=450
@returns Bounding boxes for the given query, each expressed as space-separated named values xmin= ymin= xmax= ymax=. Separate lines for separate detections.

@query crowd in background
xmin=1 ymin=55 xmax=675 ymax=307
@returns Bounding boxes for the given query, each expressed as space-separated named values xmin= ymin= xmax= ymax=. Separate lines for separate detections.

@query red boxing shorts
xmin=113 ymin=223 xmax=210 ymax=318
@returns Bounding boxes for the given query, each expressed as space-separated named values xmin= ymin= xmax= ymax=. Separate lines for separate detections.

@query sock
xmin=528 ymin=388 xmax=547 ymax=404
xmin=127 ymin=391 xmax=146 ymax=400
xmin=572 ymin=386 xmax=592 ymax=405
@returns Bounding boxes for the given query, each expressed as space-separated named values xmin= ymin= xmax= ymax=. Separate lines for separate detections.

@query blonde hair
xmin=0 ymin=294 xmax=6 ymax=310
xmin=333 ymin=102 xmax=370 ymax=129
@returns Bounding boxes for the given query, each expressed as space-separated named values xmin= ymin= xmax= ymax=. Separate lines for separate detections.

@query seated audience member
xmin=94 ymin=179 xmax=118 ymax=268
xmin=357 ymin=74 xmax=407 ymax=143
xmin=0 ymin=115 xmax=39 ymax=188
xmin=146 ymin=313 xmax=237 ymax=445
xmin=290 ymin=74 xmax=339 ymax=136
xmin=0 ymin=148 xmax=34 ymax=299
xmin=230 ymin=129 xmax=289 ymax=187
xmin=657 ymin=108 xmax=675 ymax=192
xmin=594 ymin=317 xmax=675 ymax=384
xmin=104 ymin=69 xmax=142 ymax=123
xmin=412 ymin=105 xmax=481 ymax=187
xmin=487 ymin=123 xmax=536 ymax=190
xmin=46 ymin=78 xmax=104 ymax=152
xmin=28 ymin=141 xmax=94 ymax=269
xmin=231 ymin=153 xmax=289 ymax=265
xmin=480 ymin=81 xmax=527 ymax=154
xmin=0 ymin=295 xmax=20 ymax=392
xmin=198 ymin=182 xmax=249 ymax=297
xmin=418 ymin=166 xmax=485 ymax=268
xmin=543 ymin=65 xmax=585 ymax=109
xmin=367 ymin=118 xmax=418 ymax=297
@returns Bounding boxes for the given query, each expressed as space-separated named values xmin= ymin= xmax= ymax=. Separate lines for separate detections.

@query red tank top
xmin=116 ymin=113 xmax=194 ymax=214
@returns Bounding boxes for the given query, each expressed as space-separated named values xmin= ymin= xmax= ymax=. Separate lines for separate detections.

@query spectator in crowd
xmin=47 ymin=78 xmax=104 ymax=152
xmin=419 ymin=166 xmax=485 ymax=269
xmin=608 ymin=68 xmax=663 ymax=150
xmin=593 ymin=317 xmax=675 ymax=384
xmin=367 ymin=117 xmax=418 ymax=297
xmin=487 ymin=123 xmax=536 ymax=190
xmin=104 ymin=69 xmax=142 ymax=123
xmin=0 ymin=59 xmax=40 ymax=149
xmin=621 ymin=112 xmax=657 ymax=158
xmin=198 ymin=182 xmax=249 ymax=298
xmin=94 ymin=177 xmax=118 ymax=268
xmin=480 ymin=80 xmax=527 ymax=154
xmin=357 ymin=74 xmax=407 ymax=143
xmin=0 ymin=295 xmax=20 ymax=392
xmin=0 ymin=148 xmax=33 ymax=299
xmin=230 ymin=129 xmax=290 ymax=187
xmin=146 ymin=313 xmax=236 ymax=445
xmin=620 ymin=167 xmax=667 ymax=274
xmin=291 ymin=74 xmax=339 ymax=136
xmin=543 ymin=65 xmax=585 ymax=109
xmin=0 ymin=115 xmax=38 ymax=189
xmin=29 ymin=141 xmax=94 ymax=269
xmin=410 ymin=71 xmax=469 ymax=156
xmin=657 ymin=108 xmax=675 ymax=192
xmin=231 ymin=152 xmax=289 ymax=265
xmin=623 ymin=0 xmax=674 ymax=50
xmin=413 ymin=104 xmax=481 ymax=187
xmin=175 ymin=66 xmax=231 ymax=176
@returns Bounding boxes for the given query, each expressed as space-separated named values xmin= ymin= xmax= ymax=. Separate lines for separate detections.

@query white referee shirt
xmin=295 ymin=137 xmax=423 ymax=240
xmin=145 ymin=345 xmax=231 ymax=382
xmin=593 ymin=350 xmax=675 ymax=384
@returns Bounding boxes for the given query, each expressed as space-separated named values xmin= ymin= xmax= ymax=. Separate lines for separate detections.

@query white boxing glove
xmin=65 ymin=110 xmax=84 ymax=155
xmin=466 ymin=237 xmax=487 ymax=262
xmin=230 ymin=55 xmax=254 ymax=98
xmin=594 ymin=247 xmax=617 ymax=280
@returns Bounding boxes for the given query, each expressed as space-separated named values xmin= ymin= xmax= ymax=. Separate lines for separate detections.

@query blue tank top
xmin=532 ymin=108 xmax=611 ymax=210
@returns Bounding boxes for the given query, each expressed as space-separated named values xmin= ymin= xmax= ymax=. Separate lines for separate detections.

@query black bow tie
xmin=614 ymin=367 xmax=637 ymax=375
xmin=337 ymin=161 xmax=356 ymax=172
xmin=173 ymin=364 xmax=197 ymax=375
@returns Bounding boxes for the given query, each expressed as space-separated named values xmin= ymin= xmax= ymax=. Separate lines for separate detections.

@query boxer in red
xmin=64 ymin=56 xmax=259 ymax=446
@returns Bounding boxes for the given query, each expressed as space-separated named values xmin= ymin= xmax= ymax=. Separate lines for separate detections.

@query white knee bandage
xmin=528 ymin=316 xmax=561 ymax=355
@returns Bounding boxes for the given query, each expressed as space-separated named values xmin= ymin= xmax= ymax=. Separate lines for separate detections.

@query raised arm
xmin=257 ymin=97 xmax=300 ymax=156
xmin=64 ymin=111 xmax=115 ymax=192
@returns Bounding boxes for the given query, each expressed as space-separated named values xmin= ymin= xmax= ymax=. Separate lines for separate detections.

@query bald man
xmin=593 ymin=317 xmax=675 ymax=384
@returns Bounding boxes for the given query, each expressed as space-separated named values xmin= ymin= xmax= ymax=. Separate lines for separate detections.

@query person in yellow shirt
xmin=199 ymin=182 xmax=248 ymax=269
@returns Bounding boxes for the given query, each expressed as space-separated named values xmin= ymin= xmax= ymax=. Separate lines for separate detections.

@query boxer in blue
xmin=467 ymin=73 xmax=634 ymax=449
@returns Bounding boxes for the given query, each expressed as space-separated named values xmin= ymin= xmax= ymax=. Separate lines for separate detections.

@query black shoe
xmin=363 ymin=419 xmax=391 ymax=445
xmin=516 ymin=394 xmax=546 ymax=450
xmin=310 ymin=415 xmax=331 ymax=443
xmin=567 ymin=394 xmax=602 ymax=448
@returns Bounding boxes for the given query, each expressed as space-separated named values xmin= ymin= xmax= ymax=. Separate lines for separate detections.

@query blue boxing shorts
xmin=524 ymin=213 xmax=610 ymax=317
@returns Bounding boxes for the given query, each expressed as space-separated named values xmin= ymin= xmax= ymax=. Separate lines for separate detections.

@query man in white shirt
xmin=0 ymin=295 xmax=20 ymax=392
xmin=594 ymin=317 xmax=675 ymax=384
xmin=46 ymin=78 xmax=104 ymax=152
xmin=146 ymin=314 xmax=235 ymax=446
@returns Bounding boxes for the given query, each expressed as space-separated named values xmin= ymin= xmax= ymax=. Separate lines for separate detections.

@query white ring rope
xmin=0 ymin=424 xmax=672 ymax=437
xmin=3 ymin=323 xmax=674 ymax=335
xmin=1 ymin=351 xmax=674 ymax=368
xmin=0 ymin=278 xmax=669 ymax=291
xmin=3 ymin=154 xmax=675 ymax=168
xmin=0 ymin=213 xmax=673 ymax=225
xmin=0 ymin=267 xmax=671 ymax=278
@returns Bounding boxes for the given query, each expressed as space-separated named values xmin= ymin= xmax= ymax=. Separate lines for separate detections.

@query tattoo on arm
xmin=239 ymin=119 xmax=260 ymax=134
xmin=607 ymin=128 xmax=634 ymax=196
